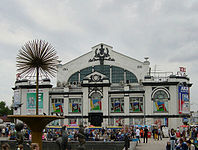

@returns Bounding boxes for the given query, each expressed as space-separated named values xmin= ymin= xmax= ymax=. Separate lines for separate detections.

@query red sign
xmin=179 ymin=67 xmax=186 ymax=72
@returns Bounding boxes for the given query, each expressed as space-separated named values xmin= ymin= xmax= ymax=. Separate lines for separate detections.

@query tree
xmin=0 ymin=101 xmax=13 ymax=116
xmin=16 ymin=40 xmax=58 ymax=115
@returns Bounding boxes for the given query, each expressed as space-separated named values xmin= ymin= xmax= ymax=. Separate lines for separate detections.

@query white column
xmin=64 ymin=97 xmax=68 ymax=125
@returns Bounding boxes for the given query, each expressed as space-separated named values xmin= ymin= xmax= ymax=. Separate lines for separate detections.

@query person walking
xmin=170 ymin=128 xmax=176 ymax=150
xmin=124 ymin=133 xmax=130 ymax=150
xmin=158 ymin=127 xmax=162 ymax=140
xmin=136 ymin=127 xmax=141 ymax=143
xmin=143 ymin=126 xmax=149 ymax=143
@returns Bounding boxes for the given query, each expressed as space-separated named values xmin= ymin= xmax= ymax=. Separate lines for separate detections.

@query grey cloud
xmin=0 ymin=0 xmax=198 ymax=110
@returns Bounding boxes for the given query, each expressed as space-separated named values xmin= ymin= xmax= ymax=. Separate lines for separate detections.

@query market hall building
xmin=13 ymin=43 xmax=192 ymax=129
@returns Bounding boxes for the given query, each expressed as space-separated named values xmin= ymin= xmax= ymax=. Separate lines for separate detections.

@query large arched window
xmin=126 ymin=70 xmax=138 ymax=83
xmin=67 ymin=65 xmax=138 ymax=84
xmin=152 ymin=89 xmax=169 ymax=112
xmin=68 ymin=72 xmax=79 ymax=83
xmin=94 ymin=65 xmax=110 ymax=78
xmin=112 ymin=66 xmax=124 ymax=83
xmin=80 ymin=67 xmax=92 ymax=81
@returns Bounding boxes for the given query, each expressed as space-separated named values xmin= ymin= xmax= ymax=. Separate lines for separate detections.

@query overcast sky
xmin=0 ymin=0 xmax=198 ymax=111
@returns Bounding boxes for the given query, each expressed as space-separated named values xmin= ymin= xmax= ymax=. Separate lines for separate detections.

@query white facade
xmin=13 ymin=43 xmax=192 ymax=129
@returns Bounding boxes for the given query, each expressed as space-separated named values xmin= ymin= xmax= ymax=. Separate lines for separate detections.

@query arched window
xmin=152 ymin=89 xmax=169 ymax=112
xmin=67 ymin=65 xmax=138 ymax=84
xmin=94 ymin=65 xmax=110 ymax=78
xmin=68 ymin=72 xmax=79 ymax=83
xmin=112 ymin=66 xmax=124 ymax=83
xmin=80 ymin=67 xmax=92 ymax=81
xmin=126 ymin=70 xmax=138 ymax=83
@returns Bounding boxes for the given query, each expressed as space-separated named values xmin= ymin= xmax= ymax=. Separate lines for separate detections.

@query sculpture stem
xmin=36 ymin=67 xmax=39 ymax=115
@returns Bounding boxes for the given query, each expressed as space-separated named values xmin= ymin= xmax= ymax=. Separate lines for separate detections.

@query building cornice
xmin=108 ymin=91 xmax=145 ymax=94
xmin=142 ymin=82 xmax=179 ymax=86
xmin=49 ymin=92 xmax=83 ymax=95
xmin=12 ymin=84 xmax=53 ymax=90
xmin=81 ymin=83 xmax=111 ymax=87
xmin=62 ymin=114 xmax=190 ymax=118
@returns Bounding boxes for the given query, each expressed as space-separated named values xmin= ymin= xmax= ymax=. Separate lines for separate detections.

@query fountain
xmin=8 ymin=40 xmax=63 ymax=150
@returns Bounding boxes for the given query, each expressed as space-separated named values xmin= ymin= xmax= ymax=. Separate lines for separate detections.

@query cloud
xmin=0 ymin=21 xmax=34 ymax=46
xmin=169 ymin=41 xmax=198 ymax=63
xmin=18 ymin=0 xmax=84 ymax=33
xmin=0 ymin=0 xmax=198 ymax=111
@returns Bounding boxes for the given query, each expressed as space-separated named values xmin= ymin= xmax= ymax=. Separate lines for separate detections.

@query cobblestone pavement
xmin=135 ymin=138 xmax=169 ymax=150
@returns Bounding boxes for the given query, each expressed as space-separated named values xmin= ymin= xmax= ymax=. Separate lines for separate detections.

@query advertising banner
xmin=27 ymin=92 xmax=43 ymax=109
xmin=178 ymin=85 xmax=190 ymax=114
xmin=90 ymin=99 xmax=102 ymax=111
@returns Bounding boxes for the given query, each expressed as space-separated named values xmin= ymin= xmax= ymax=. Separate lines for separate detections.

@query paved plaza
xmin=134 ymin=138 xmax=169 ymax=150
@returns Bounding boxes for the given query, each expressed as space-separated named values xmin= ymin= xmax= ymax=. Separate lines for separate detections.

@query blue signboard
xmin=178 ymin=85 xmax=190 ymax=114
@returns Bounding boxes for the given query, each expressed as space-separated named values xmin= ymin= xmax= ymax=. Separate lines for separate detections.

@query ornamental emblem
xmin=90 ymin=74 xmax=102 ymax=82
xmin=89 ymin=44 xmax=115 ymax=65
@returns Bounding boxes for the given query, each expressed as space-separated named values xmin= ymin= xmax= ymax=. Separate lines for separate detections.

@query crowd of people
xmin=166 ymin=127 xmax=198 ymax=150
xmin=1 ymin=124 xmax=198 ymax=150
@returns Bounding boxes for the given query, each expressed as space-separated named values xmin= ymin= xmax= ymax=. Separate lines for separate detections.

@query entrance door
xmin=88 ymin=112 xmax=103 ymax=126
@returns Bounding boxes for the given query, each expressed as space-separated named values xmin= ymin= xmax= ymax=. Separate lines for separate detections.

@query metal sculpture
xmin=56 ymin=126 xmax=68 ymax=150
xmin=77 ymin=124 xmax=86 ymax=150
xmin=89 ymin=44 xmax=115 ymax=65
xmin=15 ymin=122 xmax=24 ymax=147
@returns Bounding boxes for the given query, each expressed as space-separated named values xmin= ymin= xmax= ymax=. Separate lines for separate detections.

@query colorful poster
xmin=90 ymin=99 xmax=102 ymax=111
xmin=52 ymin=103 xmax=63 ymax=113
xmin=69 ymin=119 xmax=76 ymax=124
xmin=178 ymin=85 xmax=190 ymax=114
xmin=154 ymin=101 xmax=168 ymax=112
xmin=154 ymin=118 xmax=168 ymax=126
xmin=69 ymin=103 xmax=81 ymax=113
xmin=27 ymin=93 xmax=43 ymax=109
xmin=72 ymin=103 xmax=81 ymax=112
xmin=115 ymin=117 xmax=124 ymax=126
xmin=130 ymin=102 xmax=142 ymax=112
xmin=134 ymin=118 xmax=143 ymax=125
xmin=114 ymin=102 xmax=121 ymax=112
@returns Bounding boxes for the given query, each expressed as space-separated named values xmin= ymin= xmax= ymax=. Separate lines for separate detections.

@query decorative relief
xmin=90 ymin=74 xmax=102 ymax=82
xmin=89 ymin=44 xmax=115 ymax=65
xmin=88 ymin=87 xmax=103 ymax=97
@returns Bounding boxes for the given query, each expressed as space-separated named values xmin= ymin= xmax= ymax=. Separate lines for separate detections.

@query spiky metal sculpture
xmin=17 ymin=40 xmax=58 ymax=115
